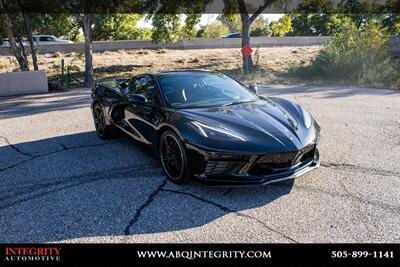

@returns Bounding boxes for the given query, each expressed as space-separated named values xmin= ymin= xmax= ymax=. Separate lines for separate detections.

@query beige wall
xmin=0 ymin=71 xmax=48 ymax=97
xmin=0 ymin=37 xmax=331 ymax=55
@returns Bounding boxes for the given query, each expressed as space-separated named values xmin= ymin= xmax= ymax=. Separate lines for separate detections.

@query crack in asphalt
xmin=124 ymin=178 xmax=168 ymax=235
xmin=0 ymin=162 xmax=161 ymax=200
xmin=0 ymin=135 xmax=35 ymax=157
xmin=293 ymin=183 xmax=400 ymax=214
xmin=317 ymin=161 xmax=400 ymax=214
xmin=320 ymin=162 xmax=400 ymax=177
xmin=0 ymin=165 xmax=162 ymax=211
xmin=0 ymin=141 xmax=121 ymax=172
xmin=161 ymin=189 xmax=299 ymax=243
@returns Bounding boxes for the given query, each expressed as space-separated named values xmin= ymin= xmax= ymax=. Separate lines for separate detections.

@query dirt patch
xmin=0 ymin=46 xmax=322 ymax=84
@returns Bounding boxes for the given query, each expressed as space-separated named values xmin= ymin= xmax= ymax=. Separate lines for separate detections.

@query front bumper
xmin=187 ymin=143 xmax=320 ymax=187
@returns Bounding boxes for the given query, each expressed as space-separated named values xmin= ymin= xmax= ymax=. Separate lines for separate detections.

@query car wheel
xmin=93 ymin=103 xmax=113 ymax=139
xmin=159 ymin=130 xmax=190 ymax=184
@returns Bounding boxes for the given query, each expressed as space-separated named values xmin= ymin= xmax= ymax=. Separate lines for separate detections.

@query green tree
xmin=218 ymin=13 xmax=241 ymax=32
xmin=0 ymin=1 xmax=29 ymax=71
xmin=181 ymin=14 xmax=201 ymax=39
xmin=92 ymin=14 xmax=143 ymax=41
xmin=382 ymin=0 xmax=400 ymax=35
xmin=32 ymin=14 xmax=81 ymax=41
xmin=150 ymin=14 xmax=182 ymax=47
xmin=150 ymin=14 xmax=202 ymax=46
xmin=271 ymin=15 xmax=292 ymax=36
xmin=289 ymin=0 xmax=336 ymax=36
xmin=136 ymin=27 xmax=152 ymax=40
xmin=146 ymin=1 xmax=209 ymax=46
xmin=201 ymin=21 xmax=230 ymax=38
xmin=250 ymin=16 xmax=272 ymax=37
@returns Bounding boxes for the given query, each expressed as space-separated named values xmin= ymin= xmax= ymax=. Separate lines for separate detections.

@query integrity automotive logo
xmin=3 ymin=247 xmax=62 ymax=263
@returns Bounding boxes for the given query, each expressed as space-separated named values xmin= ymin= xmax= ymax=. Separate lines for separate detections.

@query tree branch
xmin=237 ymin=0 xmax=249 ymax=21
xmin=249 ymin=0 xmax=275 ymax=24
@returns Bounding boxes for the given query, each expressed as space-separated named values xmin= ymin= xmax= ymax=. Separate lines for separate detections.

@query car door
xmin=124 ymin=75 xmax=161 ymax=145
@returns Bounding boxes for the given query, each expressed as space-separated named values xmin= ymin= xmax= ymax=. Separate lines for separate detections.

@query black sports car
xmin=91 ymin=70 xmax=320 ymax=186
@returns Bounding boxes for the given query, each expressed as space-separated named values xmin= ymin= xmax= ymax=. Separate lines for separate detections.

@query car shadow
xmin=0 ymin=88 xmax=92 ymax=119
xmin=0 ymin=130 xmax=294 ymax=243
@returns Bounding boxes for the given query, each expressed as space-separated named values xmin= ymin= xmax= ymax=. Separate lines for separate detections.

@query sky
xmin=137 ymin=14 xmax=284 ymax=29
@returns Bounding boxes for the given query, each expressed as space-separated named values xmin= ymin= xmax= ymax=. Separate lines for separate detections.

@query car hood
xmin=178 ymin=98 xmax=318 ymax=153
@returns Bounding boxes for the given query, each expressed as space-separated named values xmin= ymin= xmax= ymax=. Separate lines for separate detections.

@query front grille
xmin=248 ymin=145 xmax=316 ymax=176
xmin=256 ymin=152 xmax=297 ymax=168
xmin=205 ymin=161 xmax=237 ymax=176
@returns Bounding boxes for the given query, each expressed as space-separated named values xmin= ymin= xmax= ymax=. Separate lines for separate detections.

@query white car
xmin=33 ymin=35 xmax=73 ymax=45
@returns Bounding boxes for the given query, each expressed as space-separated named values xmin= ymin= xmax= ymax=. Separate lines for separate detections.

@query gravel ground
xmin=0 ymin=85 xmax=399 ymax=243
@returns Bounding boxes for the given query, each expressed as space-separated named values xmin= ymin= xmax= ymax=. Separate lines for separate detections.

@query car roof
xmin=151 ymin=69 xmax=219 ymax=77
xmin=220 ymin=32 xmax=241 ymax=37
xmin=33 ymin=35 xmax=56 ymax=38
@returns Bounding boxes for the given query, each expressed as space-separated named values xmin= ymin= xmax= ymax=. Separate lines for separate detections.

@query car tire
xmin=93 ymin=103 xmax=113 ymax=139
xmin=159 ymin=130 xmax=191 ymax=184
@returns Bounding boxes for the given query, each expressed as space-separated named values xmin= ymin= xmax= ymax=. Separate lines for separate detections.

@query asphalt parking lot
xmin=0 ymin=85 xmax=399 ymax=243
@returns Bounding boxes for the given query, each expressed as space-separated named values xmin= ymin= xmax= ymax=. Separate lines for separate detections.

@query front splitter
xmin=191 ymin=160 xmax=320 ymax=187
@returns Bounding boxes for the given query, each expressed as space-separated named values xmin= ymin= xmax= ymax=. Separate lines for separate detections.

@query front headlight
xmin=291 ymin=102 xmax=313 ymax=129
xmin=301 ymin=108 xmax=313 ymax=129
xmin=190 ymin=121 xmax=247 ymax=142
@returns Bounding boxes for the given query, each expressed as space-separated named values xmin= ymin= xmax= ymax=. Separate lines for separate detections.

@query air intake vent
xmin=205 ymin=161 xmax=237 ymax=176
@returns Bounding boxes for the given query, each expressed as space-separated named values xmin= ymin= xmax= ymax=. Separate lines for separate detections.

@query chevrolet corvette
xmin=91 ymin=70 xmax=320 ymax=186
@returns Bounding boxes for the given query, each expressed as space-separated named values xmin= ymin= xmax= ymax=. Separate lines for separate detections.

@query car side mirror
xmin=249 ymin=83 xmax=258 ymax=95
xmin=128 ymin=94 xmax=147 ymax=104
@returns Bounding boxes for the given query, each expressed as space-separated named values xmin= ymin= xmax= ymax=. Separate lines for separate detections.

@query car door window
xmin=39 ymin=36 xmax=54 ymax=42
xmin=129 ymin=76 xmax=157 ymax=105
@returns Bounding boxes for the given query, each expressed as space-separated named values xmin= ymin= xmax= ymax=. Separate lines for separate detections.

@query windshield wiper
xmin=222 ymin=100 xmax=255 ymax=107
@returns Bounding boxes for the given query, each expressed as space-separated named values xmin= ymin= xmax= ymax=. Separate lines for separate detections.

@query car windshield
xmin=157 ymin=73 xmax=258 ymax=108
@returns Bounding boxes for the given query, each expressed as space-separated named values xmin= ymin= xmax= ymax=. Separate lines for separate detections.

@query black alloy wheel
xmin=93 ymin=104 xmax=112 ymax=139
xmin=159 ymin=130 xmax=190 ymax=184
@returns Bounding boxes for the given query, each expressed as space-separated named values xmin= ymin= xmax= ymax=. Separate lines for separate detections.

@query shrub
xmin=293 ymin=19 xmax=400 ymax=88
xmin=191 ymin=57 xmax=201 ymax=63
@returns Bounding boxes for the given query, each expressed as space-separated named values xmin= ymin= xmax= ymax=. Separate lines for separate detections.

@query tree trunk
xmin=0 ymin=12 xmax=29 ymax=71
xmin=83 ymin=12 xmax=93 ymax=87
xmin=237 ymin=0 xmax=274 ymax=74
xmin=241 ymin=21 xmax=253 ymax=74
xmin=17 ymin=37 xmax=29 ymax=65
xmin=23 ymin=13 xmax=38 ymax=70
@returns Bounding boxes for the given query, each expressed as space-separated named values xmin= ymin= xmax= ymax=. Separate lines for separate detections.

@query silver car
xmin=33 ymin=35 xmax=73 ymax=45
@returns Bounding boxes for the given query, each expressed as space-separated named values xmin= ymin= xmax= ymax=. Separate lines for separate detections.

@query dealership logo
xmin=3 ymin=247 xmax=62 ymax=262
